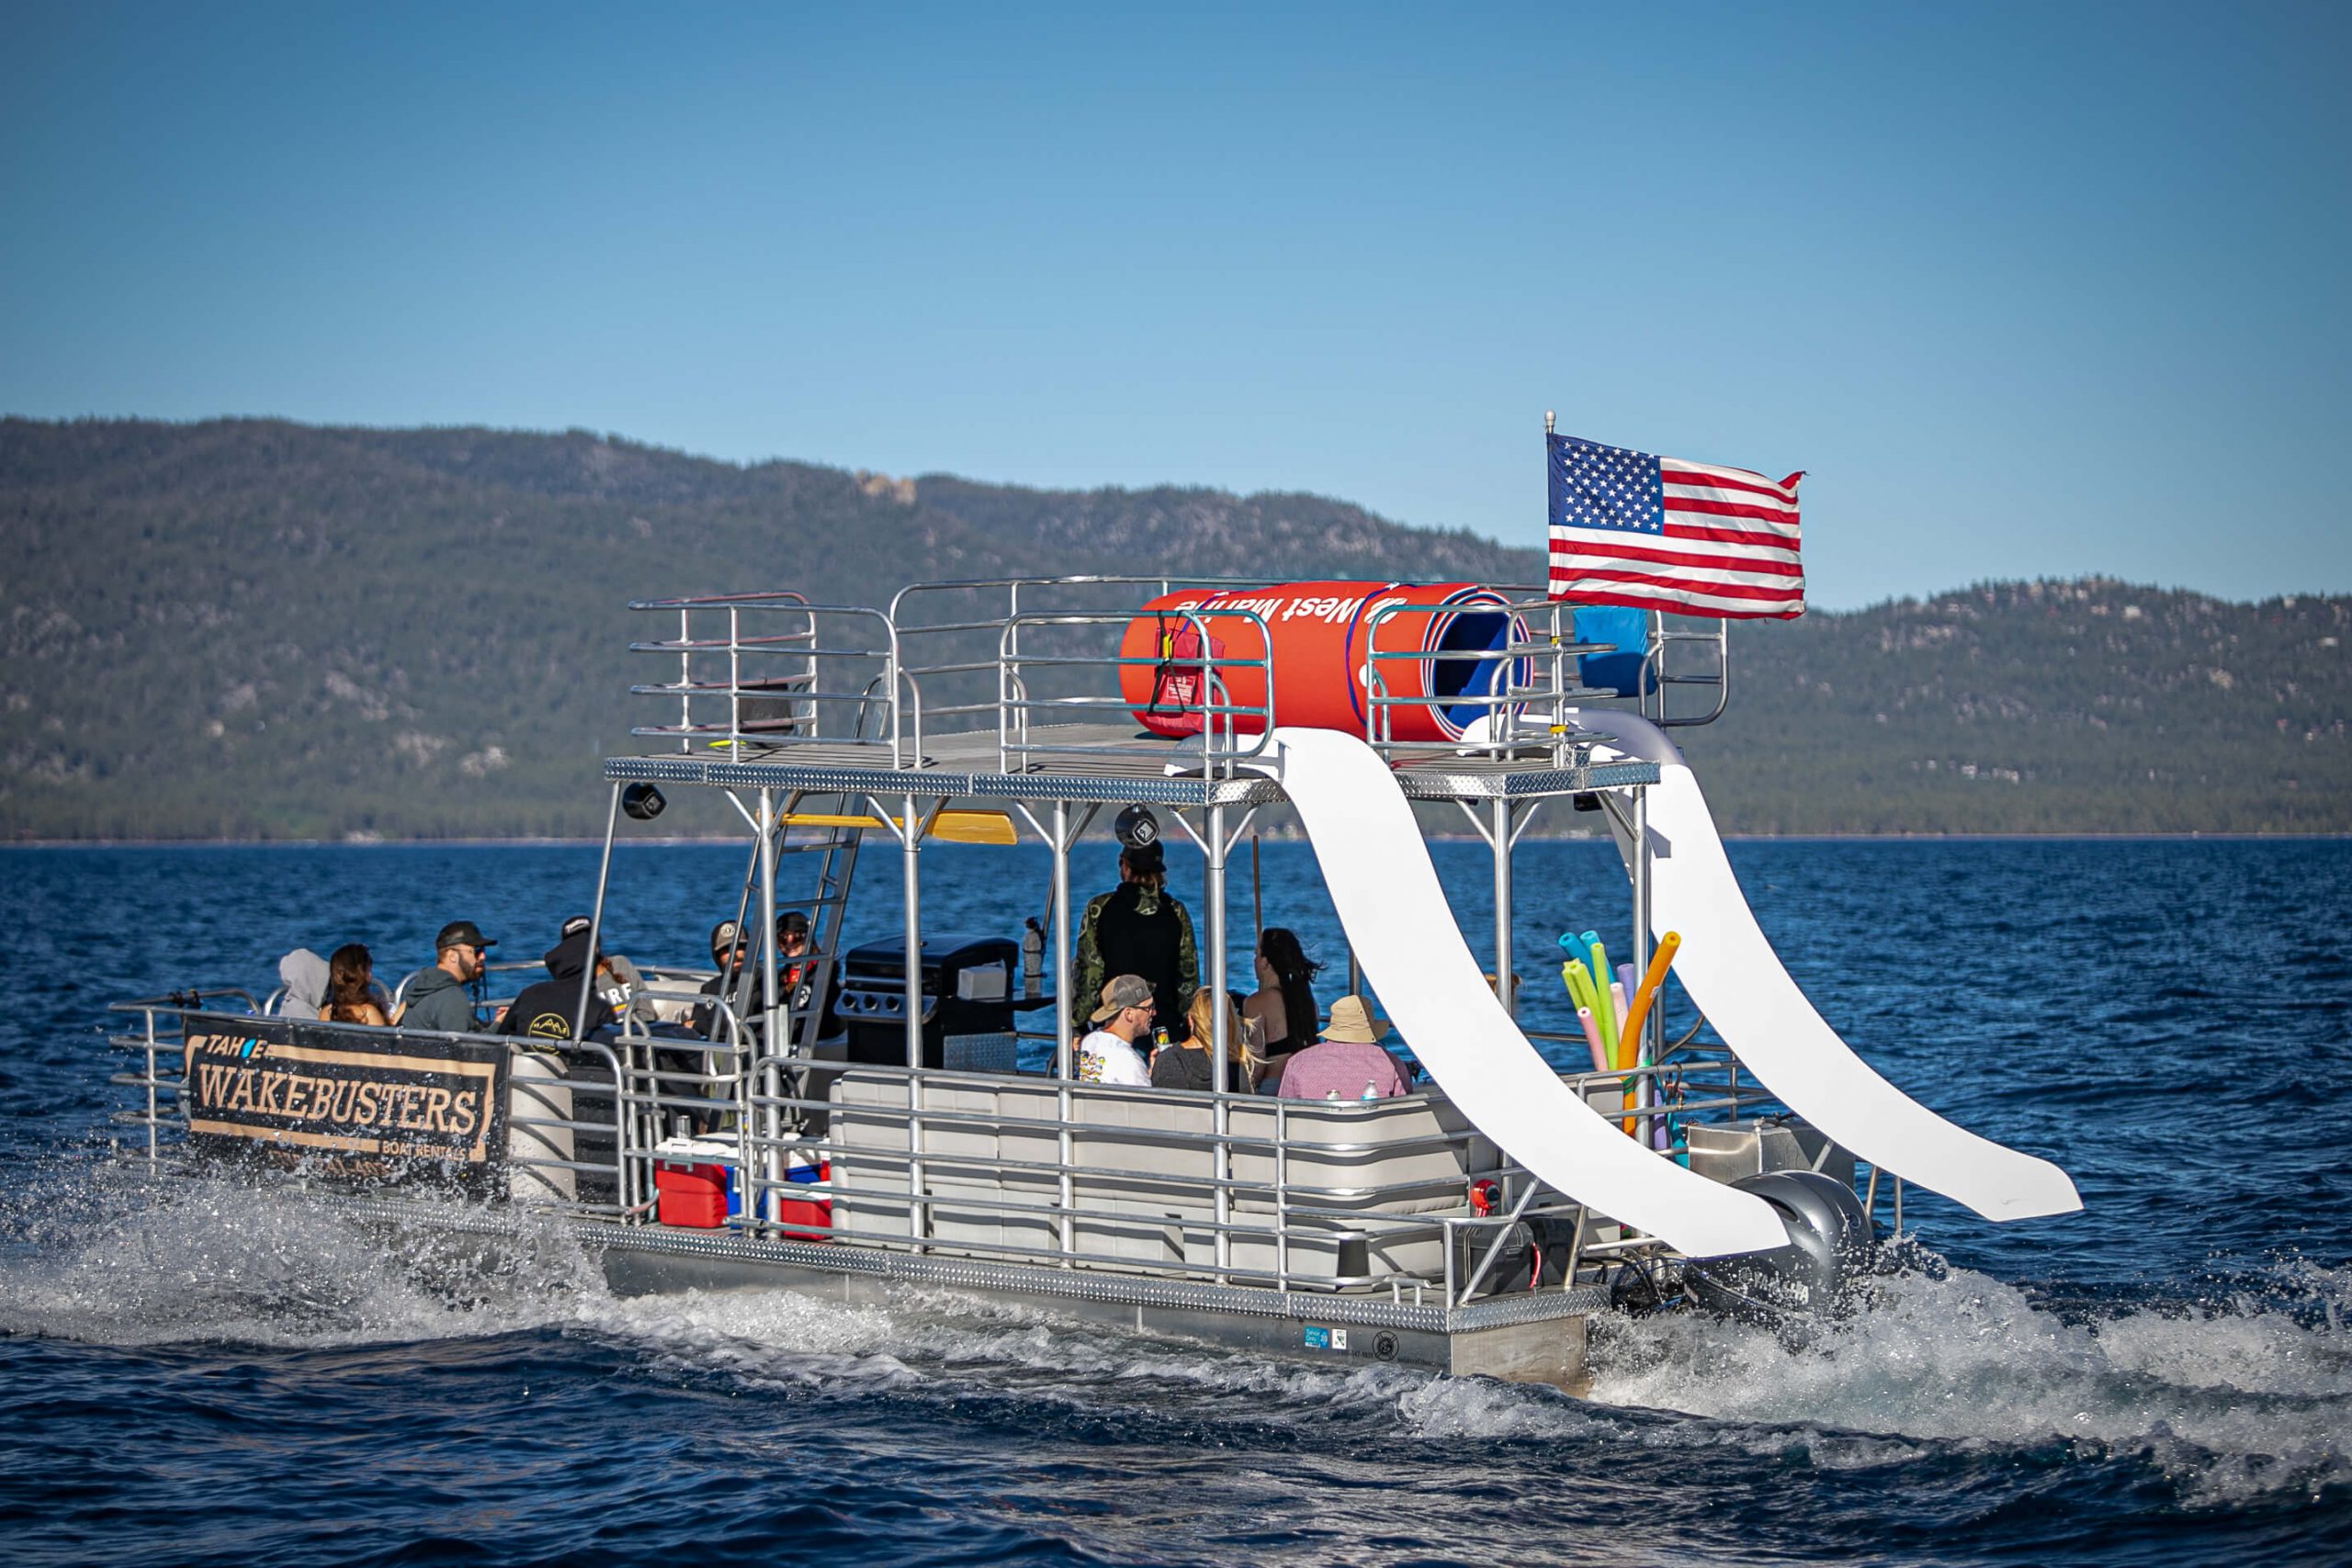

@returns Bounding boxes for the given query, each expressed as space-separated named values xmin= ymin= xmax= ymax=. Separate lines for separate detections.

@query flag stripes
xmin=1547 ymin=434 xmax=1804 ymax=619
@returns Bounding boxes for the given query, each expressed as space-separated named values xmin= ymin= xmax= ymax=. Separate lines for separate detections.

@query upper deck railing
xmin=626 ymin=576 xmax=1706 ymax=776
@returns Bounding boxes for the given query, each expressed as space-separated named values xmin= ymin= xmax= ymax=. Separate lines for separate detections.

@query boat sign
xmin=180 ymin=1012 xmax=509 ymax=1184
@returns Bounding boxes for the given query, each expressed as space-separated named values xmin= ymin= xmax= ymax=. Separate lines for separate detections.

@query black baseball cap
xmin=561 ymin=915 xmax=594 ymax=940
xmin=435 ymin=920 xmax=495 ymax=953
xmin=777 ymin=910 xmax=810 ymax=938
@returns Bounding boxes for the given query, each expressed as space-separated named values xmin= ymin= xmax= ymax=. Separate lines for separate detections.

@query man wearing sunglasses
xmin=393 ymin=919 xmax=497 ymax=1034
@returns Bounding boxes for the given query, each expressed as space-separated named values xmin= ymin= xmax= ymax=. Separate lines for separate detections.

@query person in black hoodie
xmin=499 ymin=917 xmax=615 ymax=1045
xmin=496 ymin=917 xmax=609 ymax=1203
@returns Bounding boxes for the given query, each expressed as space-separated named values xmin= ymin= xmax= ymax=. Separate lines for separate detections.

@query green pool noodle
xmin=1560 ymin=956 xmax=1597 ymax=1014
xmin=1587 ymin=939 xmax=1619 ymax=1059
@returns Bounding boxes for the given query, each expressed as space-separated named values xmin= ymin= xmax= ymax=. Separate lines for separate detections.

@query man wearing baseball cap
xmin=392 ymin=919 xmax=497 ymax=1034
xmin=1076 ymin=974 xmax=1157 ymax=1087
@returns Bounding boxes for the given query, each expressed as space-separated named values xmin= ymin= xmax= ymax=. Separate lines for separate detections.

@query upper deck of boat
xmin=605 ymin=722 xmax=1660 ymax=806
xmin=606 ymin=575 xmax=1704 ymax=808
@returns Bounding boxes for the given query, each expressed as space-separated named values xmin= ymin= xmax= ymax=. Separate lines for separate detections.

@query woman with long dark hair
xmin=1242 ymin=926 xmax=1321 ymax=1092
xmin=319 ymin=942 xmax=390 ymax=1027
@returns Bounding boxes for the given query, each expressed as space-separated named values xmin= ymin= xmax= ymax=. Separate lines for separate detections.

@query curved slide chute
xmin=1570 ymin=711 xmax=2082 ymax=1224
xmin=1265 ymin=727 xmax=1791 ymax=1259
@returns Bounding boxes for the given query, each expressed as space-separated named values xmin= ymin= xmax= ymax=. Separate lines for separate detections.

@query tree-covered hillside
xmin=2 ymin=418 xmax=2344 ymax=838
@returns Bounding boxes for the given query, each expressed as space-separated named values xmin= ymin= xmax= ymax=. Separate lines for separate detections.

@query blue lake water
xmin=2 ymin=838 xmax=2348 ymax=1565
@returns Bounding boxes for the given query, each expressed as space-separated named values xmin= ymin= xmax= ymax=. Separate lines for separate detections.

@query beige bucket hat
xmin=1318 ymin=995 xmax=1379 ymax=1044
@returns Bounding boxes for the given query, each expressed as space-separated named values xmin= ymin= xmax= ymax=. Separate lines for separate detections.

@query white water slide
xmin=1265 ymin=723 xmax=2078 ymax=1259
xmin=1269 ymin=727 xmax=1790 ymax=1258
xmin=1566 ymin=711 xmax=2082 ymax=1224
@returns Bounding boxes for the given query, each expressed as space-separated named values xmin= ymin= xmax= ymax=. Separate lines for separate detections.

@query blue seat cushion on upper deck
xmin=1574 ymin=606 xmax=1652 ymax=697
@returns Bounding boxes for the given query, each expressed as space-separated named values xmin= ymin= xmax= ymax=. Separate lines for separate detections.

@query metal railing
xmin=102 ymin=982 xmax=1874 ymax=1303
xmin=1641 ymin=615 xmax=1732 ymax=728
xmin=627 ymin=593 xmax=922 ymax=768
xmin=997 ymin=601 xmax=1278 ymax=775
xmin=1360 ymin=590 xmax=1621 ymax=765
xmin=620 ymin=575 xmax=1731 ymax=777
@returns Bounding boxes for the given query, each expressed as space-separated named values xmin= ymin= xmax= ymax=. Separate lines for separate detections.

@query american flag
xmin=1546 ymin=434 xmax=1805 ymax=619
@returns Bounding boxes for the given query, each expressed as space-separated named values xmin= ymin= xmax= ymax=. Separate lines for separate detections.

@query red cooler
xmin=654 ymin=1136 xmax=738 ymax=1228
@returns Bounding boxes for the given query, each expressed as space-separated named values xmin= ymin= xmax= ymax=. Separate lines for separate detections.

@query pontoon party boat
xmin=109 ymin=575 xmax=2078 ymax=1388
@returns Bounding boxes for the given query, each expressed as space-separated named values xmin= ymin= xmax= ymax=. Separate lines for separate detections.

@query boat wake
xmin=1577 ymin=1260 xmax=2352 ymax=1508
xmin=4 ymin=1163 xmax=2346 ymax=1512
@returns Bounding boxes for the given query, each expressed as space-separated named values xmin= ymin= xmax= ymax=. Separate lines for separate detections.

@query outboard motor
xmin=1681 ymin=1170 xmax=1875 ymax=1323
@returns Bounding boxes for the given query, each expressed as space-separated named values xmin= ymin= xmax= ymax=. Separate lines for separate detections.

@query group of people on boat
xmin=1063 ymin=829 xmax=1413 ymax=1100
xmin=1077 ymin=967 xmax=1412 ymax=1100
xmin=269 ymin=834 xmax=1416 ymax=1102
xmin=279 ymin=917 xmax=650 ymax=1044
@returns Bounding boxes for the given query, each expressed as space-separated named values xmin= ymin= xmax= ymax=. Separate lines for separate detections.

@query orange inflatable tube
xmin=1117 ymin=581 xmax=1527 ymax=744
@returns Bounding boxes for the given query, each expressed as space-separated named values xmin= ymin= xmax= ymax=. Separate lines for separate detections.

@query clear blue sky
xmin=4 ymin=3 xmax=2345 ymax=609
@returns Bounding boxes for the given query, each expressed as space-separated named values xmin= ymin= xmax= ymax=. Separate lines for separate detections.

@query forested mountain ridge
xmin=2 ymin=417 xmax=2344 ymax=838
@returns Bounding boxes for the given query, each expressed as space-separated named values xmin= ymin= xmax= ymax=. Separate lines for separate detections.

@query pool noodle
xmin=1617 ymin=931 xmax=1682 ymax=1067
xmin=1560 ymin=959 xmax=1596 ymax=1021
xmin=1615 ymin=964 xmax=1638 ymax=1025
xmin=1574 ymin=1005 xmax=1608 ymax=1073
xmin=1587 ymin=940 xmax=1618 ymax=1059
xmin=1611 ymin=978 xmax=1643 ymax=1132
xmin=1617 ymin=933 xmax=1682 ymax=1134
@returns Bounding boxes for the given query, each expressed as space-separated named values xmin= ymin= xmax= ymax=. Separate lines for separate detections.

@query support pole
xmin=901 ymin=793 xmax=923 ymax=1070
xmin=902 ymin=792 xmax=925 ymax=1247
xmin=758 ymin=786 xmax=781 ymax=1051
xmin=572 ymin=781 xmax=624 ymax=1042
xmin=1631 ymin=783 xmax=1653 ymax=1141
xmin=1491 ymin=796 xmax=1515 ymax=1014
xmin=1051 ymin=799 xmax=1075 ymax=1264
xmin=756 ymin=785 xmax=782 ymax=1210
xmin=1206 ymin=801 xmax=1231 ymax=1275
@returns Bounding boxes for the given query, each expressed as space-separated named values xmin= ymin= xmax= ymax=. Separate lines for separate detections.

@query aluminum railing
xmin=997 ymin=602 xmax=1277 ymax=775
xmin=888 ymin=575 xmax=1269 ymax=738
xmin=620 ymin=576 xmax=1720 ymax=779
xmin=1360 ymin=590 xmax=1623 ymax=765
xmin=627 ymin=593 xmax=922 ymax=767
xmin=1642 ymin=615 xmax=1732 ymax=728
xmin=104 ymin=984 xmax=1888 ymax=1303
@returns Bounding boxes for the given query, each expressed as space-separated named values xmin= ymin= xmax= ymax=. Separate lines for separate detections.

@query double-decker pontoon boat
xmin=107 ymin=575 xmax=2078 ymax=1389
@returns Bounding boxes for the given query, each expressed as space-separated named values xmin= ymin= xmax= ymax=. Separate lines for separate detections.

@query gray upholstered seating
xmin=825 ymin=1070 xmax=1493 ymax=1288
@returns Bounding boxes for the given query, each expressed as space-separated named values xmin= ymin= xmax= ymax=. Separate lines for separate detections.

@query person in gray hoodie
xmin=395 ymin=920 xmax=496 ymax=1034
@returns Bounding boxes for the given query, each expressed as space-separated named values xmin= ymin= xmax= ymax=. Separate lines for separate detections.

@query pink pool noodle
xmin=1575 ymin=1006 xmax=1608 ymax=1074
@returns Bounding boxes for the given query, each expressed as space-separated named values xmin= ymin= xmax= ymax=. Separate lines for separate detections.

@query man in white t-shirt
xmin=1076 ymin=974 xmax=1156 ymax=1086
